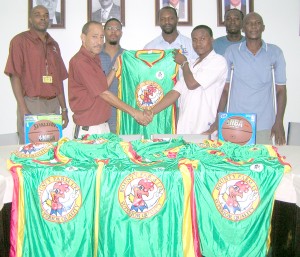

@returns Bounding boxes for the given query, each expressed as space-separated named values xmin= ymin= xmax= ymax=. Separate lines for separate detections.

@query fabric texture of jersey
xmin=188 ymin=142 xmax=290 ymax=257
xmin=116 ymin=50 xmax=179 ymax=138
xmin=8 ymin=137 xmax=291 ymax=257
xmin=8 ymin=157 xmax=102 ymax=257
xmin=97 ymin=149 xmax=197 ymax=257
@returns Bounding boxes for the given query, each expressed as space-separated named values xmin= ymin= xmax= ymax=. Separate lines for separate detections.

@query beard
xmin=161 ymin=26 xmax=175 ymax=34
xmin=162 ymin=27 xmax=175 ymax=34
xmin=108 ymin=40 xmax=118 ymax=45
xmin=226 ymin=26 xmax=242 ymax=33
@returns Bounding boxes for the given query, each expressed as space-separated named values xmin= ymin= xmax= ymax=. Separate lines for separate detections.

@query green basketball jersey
xmin=9 ymin=159 xmax=102 ymax=257
xmin=188 ymin=142 xmax=290 ymax=257
xmin=97 ymin=156 xmax=197 ymax=257
xmin=116 ymin=50 xmax=179 ymax=138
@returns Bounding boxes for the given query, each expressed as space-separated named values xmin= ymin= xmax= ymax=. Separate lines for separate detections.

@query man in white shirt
xmin=148 ymin=25 xmax=228 ymax=134
xmin=144 ymin=6 xmax=197 ymax=63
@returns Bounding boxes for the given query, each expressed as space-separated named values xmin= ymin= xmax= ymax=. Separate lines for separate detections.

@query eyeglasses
xmin=105 ymin=26 xmax=122 ymax=31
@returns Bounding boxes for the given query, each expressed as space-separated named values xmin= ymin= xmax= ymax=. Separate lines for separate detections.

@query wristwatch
xmin=181 ymin=60 xmax=189 ymax=68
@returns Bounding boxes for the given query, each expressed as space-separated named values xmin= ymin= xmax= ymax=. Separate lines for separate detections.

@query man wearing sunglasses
xmin=99 ymin=18 xmax=124 ymax=134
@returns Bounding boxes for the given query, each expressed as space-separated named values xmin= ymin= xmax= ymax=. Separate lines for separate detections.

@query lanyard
xmin=43 ymin=38 xmax=49 ymax=75
xmin=41 ymin=36 xmax=53 ymax=84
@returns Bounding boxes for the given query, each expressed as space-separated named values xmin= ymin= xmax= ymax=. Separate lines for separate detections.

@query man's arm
xmin=203 ymin=82 xmax=229 ymax=134
xmin=106 ymin=58 xmax=119 ymax=88
xmin=180 ymin=61 xmax=201 ymax=90
xmin=173 ymin=51 xmax=200 ymax=90
xmin=10 ymin=75 xmax=30 ymax=125
xmin=151 ymin=90 xmax=180 ymax=115
xmin=56 ymin=86 xmax=69 ymax=129
xmin=271 ymin=85 xmax=287 ymax=145
xmin=106 ymin=68 xmax=116 ymax=89
xmin=100 ymin=90 xmax=152 ymax=125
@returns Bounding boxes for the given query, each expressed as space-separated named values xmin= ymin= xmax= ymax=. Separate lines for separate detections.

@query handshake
xmin=133 ymin=109 xmax=154 ymax=126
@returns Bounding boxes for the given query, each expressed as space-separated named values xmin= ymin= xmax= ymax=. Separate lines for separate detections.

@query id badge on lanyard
xmin=43 ymin=43 xmax=53 ymax=84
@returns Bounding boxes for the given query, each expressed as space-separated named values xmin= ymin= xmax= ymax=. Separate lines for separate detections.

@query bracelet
xmin=181 ymin=60 xmax=188 ymax=68
xmin=61 ymin=108 xmax=68 ymax=112
xmin=111 ymin=66 xmax=117 ymax=72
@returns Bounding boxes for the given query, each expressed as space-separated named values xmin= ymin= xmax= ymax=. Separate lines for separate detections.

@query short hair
xmin=224 ymin=8 xmax=244 ymax=20
xmin=158 ymin=6 xmax=178 ymax=18
xmin=104 ymin=18 xmax=123 ymax=30
xmin=82 ymin=21 xmax=102 ymax=35
xmin=30 ymin=5 xmax=48 ymax=17
xmin=192 ymin=25 xmax=213 ymax=37
xmin=243 ymin=12 xmax=264 ymax=26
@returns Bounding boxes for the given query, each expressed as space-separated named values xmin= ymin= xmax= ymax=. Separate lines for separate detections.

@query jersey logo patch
xmin=250 ymin=164 xmax=264 ymax=172
xmin=13 ymin=142 xmax=53 ymax=158
xmin=39 ymin=176 xmax=82 ymax=223
xmin=118 ymin=171 xmax=166 ymax=219
xmin=79 ymin=138 xmax=109 ymax=144
xmin=212 ymin=173 xmax=260 ymax=221
xmin=155 ymin=70 xmax=165 ymax=80
xmin=136 ymin=81 xmax=163 ymax=109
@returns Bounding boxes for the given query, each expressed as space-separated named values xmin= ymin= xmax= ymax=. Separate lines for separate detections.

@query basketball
xmin=221 ymin=116 xmax=253 ymax=145
xmin=28 ymin=120 xmax=60 ymax=143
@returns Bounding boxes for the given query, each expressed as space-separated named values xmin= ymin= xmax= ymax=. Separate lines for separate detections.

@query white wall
xmin=1 ymin=0 xmax=299 ymax=139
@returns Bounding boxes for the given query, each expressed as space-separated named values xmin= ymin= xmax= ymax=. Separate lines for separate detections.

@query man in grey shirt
xmin=99 ymin=18 xmax=124 ymax=133
xmin=213 ymin=8 xmax=245 ymax=56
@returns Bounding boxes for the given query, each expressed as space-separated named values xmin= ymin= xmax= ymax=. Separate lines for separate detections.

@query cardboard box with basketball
xmin=24 ymin=114 xmax=62 ymax=144
xmin=218 ymin=113 xmax=257 ymax=145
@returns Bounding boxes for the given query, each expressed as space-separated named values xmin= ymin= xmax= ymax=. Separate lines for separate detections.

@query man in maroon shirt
xmin=68 ymin=21 xmax=152 ymax=139
xmin=4 ymin=5 xmax=69 ymax=144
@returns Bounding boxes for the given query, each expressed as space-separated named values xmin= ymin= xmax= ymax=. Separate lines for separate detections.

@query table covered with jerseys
xmin=6 ymin=134 xmax=292 ymax=257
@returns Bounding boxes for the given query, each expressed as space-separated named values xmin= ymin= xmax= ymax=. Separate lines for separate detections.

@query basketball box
xmin=24 ymin=114 xmax=62 ymax=144
xmin=218 ymin=112 xmax=257 ymax=145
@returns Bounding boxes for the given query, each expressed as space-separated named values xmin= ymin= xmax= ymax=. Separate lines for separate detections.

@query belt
xmin=74 ymin=123 xmax=108 ymax=139
xmin=81 ymin=126 xmax=90 ymax=131
xmin=79 ymin=122 xmax=108 ymax=131
xmin=29 ymin=95 xmax=57 ymax=100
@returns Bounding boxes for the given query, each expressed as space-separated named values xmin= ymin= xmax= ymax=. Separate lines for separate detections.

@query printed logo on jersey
xmin=212 ymin=173 xmax=260 ymax=221
xmin=196 ymin=140 xmax=223 ymax=149
xmin=249 ymin=146 xmax=261 ymax=151
xmin=13 ymin=142 xmax=53 ymax=158
xmin=79 ymin=138 xmax=109 ymax=144
xmin=39 ymin=176 xmax=82 ymax=223
xmin=118 ymin=171 xmax=166 ymax=219
xmin=250 ymin=164 xmax=264 ymax=172
xmin=156 ymin=70 xmax=164 ymax=80
xmin=136 ymin=81 xmax=163 ymax=109
xmin=33 ymin=159 xmax=70 ymax=166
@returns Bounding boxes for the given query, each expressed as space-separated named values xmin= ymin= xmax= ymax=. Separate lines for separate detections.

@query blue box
xmin=218 ymin=112 xmax=256 ymax=145
xmin=24 ymin=114 xmax=62 ymax=144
